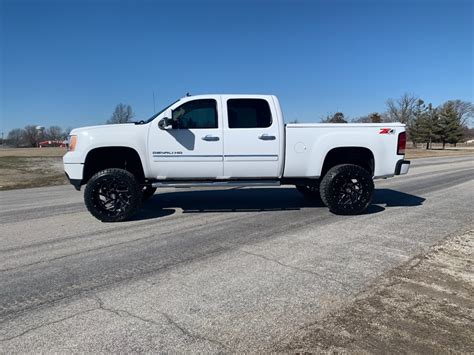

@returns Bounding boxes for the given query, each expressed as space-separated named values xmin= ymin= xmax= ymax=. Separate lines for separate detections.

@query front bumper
xmin=64 ymin=163 xmax=84 ymax=190
xmin=65 ymin=173 xmax=82 ymax=191
xmin=395 ymin=159 xmax=410 ymax=175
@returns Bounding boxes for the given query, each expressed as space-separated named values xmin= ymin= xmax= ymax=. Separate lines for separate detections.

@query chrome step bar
xmin=152 ymin=180 xmax=281 ymax=188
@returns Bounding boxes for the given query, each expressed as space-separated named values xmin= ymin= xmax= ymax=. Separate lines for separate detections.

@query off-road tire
xmin=142 ymin=186 xmax=157 ymax=201
xmin=295 ymin=184 xmax=320 ymax=198
xmin=84 ymin=168 xmax=141 ymax=222
xmin=320 ymin=164 xmax=374 ymax=215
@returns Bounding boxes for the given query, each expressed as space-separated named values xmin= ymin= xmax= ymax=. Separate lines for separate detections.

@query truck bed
xmin=283 ymin=122 xmax=405 ymax=178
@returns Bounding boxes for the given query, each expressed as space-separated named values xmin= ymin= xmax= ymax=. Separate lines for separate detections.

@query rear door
xmin=222 ymin=97 xmax=281 ymax=178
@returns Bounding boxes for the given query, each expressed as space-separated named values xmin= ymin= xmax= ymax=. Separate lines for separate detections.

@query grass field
xmin=0 ymin=147 xmax=67 ymax=190
xmin=0 ymin=147 xmax=67 ymax=158
xmin=0 ymin=146 xmax=472 ymax=190
xmin=405 ymin=147 xmax=474 ymax=159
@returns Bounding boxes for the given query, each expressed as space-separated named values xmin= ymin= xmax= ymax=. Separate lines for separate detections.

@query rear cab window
xmin=227 ymin=99 xmax=272 ymax=128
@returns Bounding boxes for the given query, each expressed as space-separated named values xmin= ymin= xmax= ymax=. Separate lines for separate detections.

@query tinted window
xmin=171 ymin=99 xmax=217 ymax=129
xmin=227 ymin=99 xmax=272 ymax=128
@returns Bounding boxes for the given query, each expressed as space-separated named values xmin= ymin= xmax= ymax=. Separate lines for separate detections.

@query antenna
xmin=152 ymin=91 xmax=156 ymax=112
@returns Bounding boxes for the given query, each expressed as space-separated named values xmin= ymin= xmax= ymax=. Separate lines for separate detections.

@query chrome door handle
xmin=258 ymin=134 xmax=276 ymax=141
xmin=201 ymin=135 xmax=220 ymax=141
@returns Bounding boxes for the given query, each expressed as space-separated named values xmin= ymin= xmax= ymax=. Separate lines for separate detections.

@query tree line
xmin=5 ymin=125 xmax=72 ymax=148
xmin=4 ymin=103 xmax=134 ymax=147
xmin=320 ymin=94 xmax=474 ymax=149
xmin=4 ymin=98 xmax=473 ymax=148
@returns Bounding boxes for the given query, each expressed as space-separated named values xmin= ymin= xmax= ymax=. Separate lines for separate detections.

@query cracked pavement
xmin=0 ymin=156 xmax=473 ymax=352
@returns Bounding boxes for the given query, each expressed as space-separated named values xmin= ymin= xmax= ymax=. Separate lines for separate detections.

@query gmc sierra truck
xmin=63 ymin=94 xmax=410 ymax=222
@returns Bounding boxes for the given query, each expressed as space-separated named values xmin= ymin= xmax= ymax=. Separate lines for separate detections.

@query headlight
xmin=68 ymin=135 xmax=77 ymax=151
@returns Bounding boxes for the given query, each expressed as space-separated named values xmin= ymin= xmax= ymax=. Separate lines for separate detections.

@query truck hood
xmin=70 ymin=123 xmax=137 ymax=135
xmin=70 ymin=122 xmax=149 ymax=153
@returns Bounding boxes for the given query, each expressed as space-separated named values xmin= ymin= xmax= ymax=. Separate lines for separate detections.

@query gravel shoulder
xmin=276 ymin=230 xmax=474 ymax=353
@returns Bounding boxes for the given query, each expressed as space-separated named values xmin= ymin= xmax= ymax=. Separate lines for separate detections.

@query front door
xmin=148 ymin=98 xmax=223 ymax=179
xmin=222 ymin=97 xmax=281 ymax=178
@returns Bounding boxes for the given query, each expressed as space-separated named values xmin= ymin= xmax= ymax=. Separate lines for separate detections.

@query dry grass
xmin=277 ymin=230 xmax=474 ymax=353
xmin=0 ymin=148 xmax=67 ymax=190
xmin=406 ymin=147 xmax=474 ymax=159
xmin=0 ymin=156 xmax=67 ymax=190
xmin=0 ymin=147 xmax=66 ymax=157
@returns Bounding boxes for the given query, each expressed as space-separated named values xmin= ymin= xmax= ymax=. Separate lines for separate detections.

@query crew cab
xmin=63 ymin=94 xmax=410 ymax=222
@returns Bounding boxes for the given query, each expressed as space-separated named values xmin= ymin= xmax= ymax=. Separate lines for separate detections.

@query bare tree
xmin=44 ymin=126 xmax=65 ymax=141
xmin=64 ymin=127 xmax=73 ymax=136
xmin=22 ymin=125 xmax=41 ymax=147
xmin=385 ymin=93 xmax=418 ymax=124
xmin=7 ymin=128 xmax=25 ymax=147
xmin=353 ymin=112 xmax=386 ymax=123
xmin=442 ymin=100 xmax=474 ymax=126
xmin=462 ymin=126 xmax=474 ymax=141
xmin=321 ymin=112 xmax=347 ymax=123
xmin=107 ymin=103 xmax=134 ymax=124
xmin=368 ymin=112 xmax=383 ymax=123
xmin=352 ymin=115 xmax=370 ymax=123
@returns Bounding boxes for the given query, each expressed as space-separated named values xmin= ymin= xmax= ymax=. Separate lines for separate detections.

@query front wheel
xmin=84 ymin=168 xmax=141 ymax=222
xmin=319 ymin=164 xmax=374 ymax=215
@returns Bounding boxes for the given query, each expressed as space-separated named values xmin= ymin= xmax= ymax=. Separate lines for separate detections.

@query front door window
xmin=171 ymin=99 xmax=218 ymax=129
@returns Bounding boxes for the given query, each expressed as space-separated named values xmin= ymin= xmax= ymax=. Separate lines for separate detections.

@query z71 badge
xmin=379 ymin=128 xmax=395 ymax=134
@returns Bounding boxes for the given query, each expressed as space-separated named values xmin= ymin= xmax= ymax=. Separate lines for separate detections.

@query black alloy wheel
xmin=84 ymin=168 xmax=141 ymax=222
xmin=320 ymin=164 xmax=374 ymax=215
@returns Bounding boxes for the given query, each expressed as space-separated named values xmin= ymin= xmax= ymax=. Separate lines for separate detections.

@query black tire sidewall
xmin=320 ymin=164 xmax=374 ymax=215
xmin=84 ymin=168 xmax=141 ymax=222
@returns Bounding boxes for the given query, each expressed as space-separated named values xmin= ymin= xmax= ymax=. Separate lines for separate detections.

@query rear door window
xmin=227 ymin=99 xmax=272 ymax=128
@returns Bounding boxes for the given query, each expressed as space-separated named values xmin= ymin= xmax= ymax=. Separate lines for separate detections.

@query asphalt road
xmin=0 ymin=155 xmax=472 ymax=352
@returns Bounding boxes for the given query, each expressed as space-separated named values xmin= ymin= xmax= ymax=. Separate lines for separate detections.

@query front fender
xmin=63 ymin=124 xmax=151 ymax=178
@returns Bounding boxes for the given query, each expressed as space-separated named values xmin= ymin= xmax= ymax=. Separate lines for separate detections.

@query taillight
xmin=397 ymin=132 xmax=406 ymax=155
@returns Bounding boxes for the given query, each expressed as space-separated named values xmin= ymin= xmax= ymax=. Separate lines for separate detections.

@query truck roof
xmin=181 ymin=94 xmax=275 ymax=99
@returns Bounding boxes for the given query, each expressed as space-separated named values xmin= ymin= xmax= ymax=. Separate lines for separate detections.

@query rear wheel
xmin=84 ymin=168 xmax=141 ymax=222
xmin=320 ymin=164 xmax=374 ymax=215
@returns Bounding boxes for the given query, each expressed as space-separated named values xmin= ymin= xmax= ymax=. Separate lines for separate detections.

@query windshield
xmin=144 ymin=99 xmax=180 ymax=123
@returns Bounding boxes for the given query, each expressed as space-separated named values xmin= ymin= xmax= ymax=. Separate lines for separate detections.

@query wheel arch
xmin=320 ymin=146 xmax=375 ymax=177
xmin=82 ymin=146 xmax=146 ymax=185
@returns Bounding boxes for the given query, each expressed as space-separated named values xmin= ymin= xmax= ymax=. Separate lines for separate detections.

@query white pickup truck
xmin=64 ymin=94 xmax=410 ymax=222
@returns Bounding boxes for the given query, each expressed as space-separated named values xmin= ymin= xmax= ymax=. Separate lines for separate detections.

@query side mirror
xmin=158 ymin=117 xmax=172 ymax=130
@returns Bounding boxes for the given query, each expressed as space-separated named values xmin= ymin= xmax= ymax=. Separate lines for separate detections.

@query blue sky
xmin=1 ymin=0 xmax=472 ymax=133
